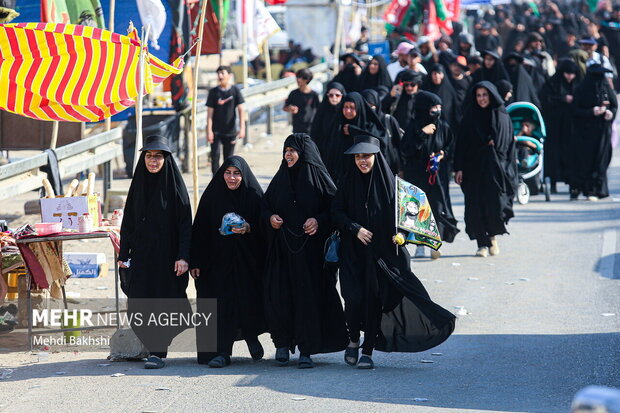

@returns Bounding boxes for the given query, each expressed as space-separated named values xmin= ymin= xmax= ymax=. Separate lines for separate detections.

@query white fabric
xmin=136 ymin=0 xmax=167 ymax=50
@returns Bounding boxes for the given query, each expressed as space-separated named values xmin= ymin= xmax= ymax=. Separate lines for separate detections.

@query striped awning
xmin=0 ymin=23 xmax=183 ymax=122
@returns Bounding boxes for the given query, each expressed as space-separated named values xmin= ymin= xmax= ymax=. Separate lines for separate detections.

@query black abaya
xmin=119 ymin=151 xmax=192 ymax=357
xmin=504 ymin=56 xmax=542 ymax=108
xmin=421 ymin=64 xmax=461 ymax=130
xmin=191 ymin=156 xmax=267 ymax=363
xmin=332 ymin=147 xmax=456 ymax=355
xmin=570 ymin=66 xmax=618 ymax=198
xmin=358 ymin=55 xmax=393 ymax=91
xmin=454 ymin=81 xmax=518 ymax=247
xmin=539 ymin=59 xmax=579 ymax=183
xmin=310 ymin=82 xmax=346 ymax=153
xmin=263 ymin=134 xmax=348 ymax=355
xmin=401 ymin=91 xmax=460 ymax=243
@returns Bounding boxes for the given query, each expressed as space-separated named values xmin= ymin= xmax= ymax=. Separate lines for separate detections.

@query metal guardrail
xmin=0 ymin=128 xmax=121 ymax=201
xmin=0 ymin=63 xmax=332 ymax=196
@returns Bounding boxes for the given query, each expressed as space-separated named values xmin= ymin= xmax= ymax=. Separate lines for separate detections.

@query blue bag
xmin=324 ymin=231 xmax=340 ymax=265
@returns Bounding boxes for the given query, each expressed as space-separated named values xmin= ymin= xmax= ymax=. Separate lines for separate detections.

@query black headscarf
xmin=361 ymin=88 xmax=383 ymax=116
xmin=311 ymin=81 xmax=346 ymax=152
xmin=421 ymin=64 xmax=460 ymax=128
xmin=496 ymin=79 xmax=513 ymax=102
xmin=503 ymin=52 xmax=541 ymax=107
xmin=333 ymin=63 xmax=361 ymax=93
xmin=471 ymin=50 xmax=510 ymax=85
xmin=358 ymin=55 xmax=393 ymax=91
xmin=332 ymin=141 xmax=456 ymax=352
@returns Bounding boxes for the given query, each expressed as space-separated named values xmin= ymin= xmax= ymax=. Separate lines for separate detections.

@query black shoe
xmin=208 ymin=354 xmax=231 ymax=368
xmin=344 ymin=344 xmax=359 ymax=366
xmin=550 ymin=182 xmax=557 ymax=194
xmin=357 ymin=355 xmax=374 ymax=369
xmin=298 ymin=354 xmax=314 ymax=369
xmin=275 ymin=347 xmax=289 ymax=366
xmin=570 ymin=189 xmax=579 ymax=200
xmin=247 ymin=339 xmax=264 ymax=361
xmin=144 ymin=355 xmax=165 ymax=369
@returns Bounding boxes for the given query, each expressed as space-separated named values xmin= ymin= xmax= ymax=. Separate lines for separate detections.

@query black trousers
xmin=211 ymin=134 xmax=236 ymax=174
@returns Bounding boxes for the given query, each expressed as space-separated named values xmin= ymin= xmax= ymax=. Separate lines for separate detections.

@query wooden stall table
xmin=16 ymin=231 xmax=121 ymax=349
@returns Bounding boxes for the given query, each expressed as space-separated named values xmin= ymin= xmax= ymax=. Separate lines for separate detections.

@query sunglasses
xmin=401 ymin=82 xmax=416 ymax=87
xmin=327 ymin=93 xmax=343 ymax=98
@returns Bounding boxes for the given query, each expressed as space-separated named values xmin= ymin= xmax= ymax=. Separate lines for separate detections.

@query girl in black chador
xmin=118 ymin=135 xmax=192 ymax=370
xmin=191 ymin=156 xmax=267 ymax=367
xmin=332 ymin=135 xmax=456 ymax=369
xmin=263 ymin=134 xmax=348 ymax=369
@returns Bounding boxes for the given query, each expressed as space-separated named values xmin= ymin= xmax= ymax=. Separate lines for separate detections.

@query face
xmin=368 ymin=59 xmax=379 ymax=75
xmin=450 ymin=63 xmax=462 ymax=77
xmin=284 ymin=147 xmax=299 ymax=168
xmin=483 ymin=55 xmax=496 ymax=69
xmin=145 ymin=150 xmax=165 ymax=174
xmin=217 ymin=70 xmax=230 ymax=85
xmin=327 ymin=88 xmax=343 ymax=106
xmin=563 ymin=72 xmax=576 ymax=83
xmin=403 ymin=81 xmax=418 ymax=95
xmin=476 ymin=88 xmax=490 ymax=109
xmin=343 ymin=101 xmax=357 ymax=120
xmin=429 ymin=104 xmax=441 ymax=115
xmin=420 ymin=43 xmax=430 ymax=55
xmin=530 ymin=39 xmax=543 ymax=50
xmin=398 ymin=53 xmax=408 ymax=65
xmin=505 ymin=90 xmax=513 ymax=101
xmin=223 ymin=166 xmax=243 ymax=190
xmin=354 ymin=153 xmax=375 ymax=174
xmin=406 ymin=201 xmax=419 ymax=214
xmin=431 ymin=70 xmax=444 ymax=85
xmin=296 ymin=77 xmax=308 ymax=88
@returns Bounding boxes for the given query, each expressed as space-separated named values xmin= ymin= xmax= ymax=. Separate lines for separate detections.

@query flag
xmin=137 ymin=0 xmax=167 ymax=50
xmin=41 ymin=0 xmax=70 ymax=24
xmin=265 ymin=0 xmax=286 ymax=4
xmin=0 ymin=23 xmax=183 ymax=122
xmin=168 ymin=0 xmax=191 ymax=110
xmin=396 ymin=176 xmax=442 ymax=250
xmin=383 ymin=0 xmax=411 ymax=27
xmin=190 ymin=0 xmax=221 ymax=55
xmin=236 ymin=0 xmax=280 ymax=60
xmin=212 ymin=0 xmax=230 ymax=33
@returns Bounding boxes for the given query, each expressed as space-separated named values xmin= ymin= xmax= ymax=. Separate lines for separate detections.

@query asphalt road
xmin=1 ymin=127 xmax=619 ymax=413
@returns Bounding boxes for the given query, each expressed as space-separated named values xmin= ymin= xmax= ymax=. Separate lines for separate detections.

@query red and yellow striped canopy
xmin=0 ymin=23 xmax=183 ymax=122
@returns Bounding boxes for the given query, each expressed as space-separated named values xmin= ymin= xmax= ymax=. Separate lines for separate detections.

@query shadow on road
xmin=3 ymin=332 xmax=619 ymax=412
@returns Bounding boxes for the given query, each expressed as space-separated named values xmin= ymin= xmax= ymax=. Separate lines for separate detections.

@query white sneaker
xmin=587 ymin=196 xmax=599 ymax=202
xmin=475 ymin=247 xmax=489 ymax=257
xmin=489 ymin=237 xmax=500 ymax=256
xmin=415 ymin=245 xmax=427 ymax=258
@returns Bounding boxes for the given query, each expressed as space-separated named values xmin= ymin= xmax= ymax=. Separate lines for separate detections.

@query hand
xmin=117 ymin=260 xmax=128 ymax=269
xmin=604 ymin=110 xmax=613 ymax=121
xmin=487 ymin=140 xmax=495 ymax=146
xmin=391 ymin=84 xmax=402 ymax=97
xmin=455 ymin=170 xmax=463 ymax=185
xmin=237 ymin=128 xmax=246 ymax=140
xmin=593 ymin=106 xmax=605 ymax=116
xmin=190 ymin=268 xmax=200 ymax=279
xmin=174 ymin=259 xmax=189 ymax=276
xmin=565 ymin=95 xmax=573 ymax=103
xmin=353 ymin=64 xmax=362 ymax=76
xmin=207 ymin=130 xmax=214 ymax=144
xmin=270 ymin=214 xmax=283 ymax=230
xmin=431 ymin=150 xmax=444 ymax=161
xmin=231 ymin=222 xmax=250 ymax=234
xmin=343 ymin=124 xmax=350 ymax=135
xmin=288 ymin=105 xmax=299 ymax=114
xmin=303 ymin=218 xmax=318 ymax=236
xmin=422 ymin=124 xmax=436 ymax=135
xmin=357 ymin=228 xmax=373 ymax=245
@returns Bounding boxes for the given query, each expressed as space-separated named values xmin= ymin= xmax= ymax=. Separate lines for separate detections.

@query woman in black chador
xmin=539 ymin=58 xmax=579 ymax=190
xmin=310 ymin=81 xmax=346 ymax=153
xmin=454 ymin=82 xmax=517 ymax=258
xmin=262 ymin=133 xmax=347 ymax=369
xmin=401 ymin=91 xmax=459 ymax=260
xmin=570 ymin=64 xmax=617 ymax=201
xmin=332 ymin=136 xmax=456 ymax=369
xmin=358 ymin=55 xmax=393 ymax=91
xmin=190 ymin=156 xmax=267 ymax=368
xmin=118 ymin=135 xmax=192 ymax=369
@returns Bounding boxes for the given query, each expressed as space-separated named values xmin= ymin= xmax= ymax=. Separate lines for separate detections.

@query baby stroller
xmin=507 ymin=102 xmax=550 ymax=204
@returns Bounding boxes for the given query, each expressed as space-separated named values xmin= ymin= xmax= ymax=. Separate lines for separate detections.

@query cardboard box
xmin=64 ymin=252 xmax=108 ymax=278
xmin=40 ymin=195 xmax=99 ymax=230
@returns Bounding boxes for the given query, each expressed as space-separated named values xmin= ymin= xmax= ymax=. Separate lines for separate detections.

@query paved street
xmin=1 ymin=121 xmax=619 ymax=413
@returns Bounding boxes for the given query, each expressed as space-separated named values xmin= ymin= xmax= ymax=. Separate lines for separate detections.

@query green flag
xmin=434 ymin=0 xmax=449 ymax=21
xmin=212 ymin=0 xmax=230 ymax=33
xmin=67 ymin=0 xmax=105 ymax=28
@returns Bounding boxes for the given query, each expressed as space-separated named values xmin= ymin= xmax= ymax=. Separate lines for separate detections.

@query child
xmin=283 ymin=68 xmax=319 ymax=134
xmin=515 ymin=119 xmax=540 ymax=169
xmin=206 ymin=66 xmax=245 ymax=175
